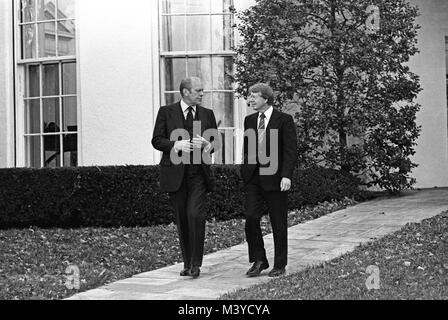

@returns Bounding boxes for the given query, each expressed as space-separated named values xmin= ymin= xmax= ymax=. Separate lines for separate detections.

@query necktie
xmin=186 ymin=106 xmax=194 ymax=127
xmin=186 ymin=106 xmax=194 ymax=139
xmin=258 ymin=113 xmax=266 ymax=144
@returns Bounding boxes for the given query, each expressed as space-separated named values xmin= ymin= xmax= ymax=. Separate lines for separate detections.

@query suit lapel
xmin=172 ymin=102 xmax=184 ymax=129
xmin=265 ymin=109 xmax=281 ymax=155
xmin=267 ymin=109 xmax=281 ymax=130
xmin=248 ymin=113 xmax=258 ymax=130
xmin=195 ymin=105 xmax=203 ymax=122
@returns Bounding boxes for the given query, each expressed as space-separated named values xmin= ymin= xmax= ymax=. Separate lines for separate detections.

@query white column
xmin=409 ymin=0 xmax=448 ymax=188
xmin=0 ymin=0 xmax=16 ymax=168
xmin=77 ymin=0 xmax=158 ymax=166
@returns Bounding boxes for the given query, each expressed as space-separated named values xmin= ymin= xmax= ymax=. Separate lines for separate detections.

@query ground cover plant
xmin=0 ymin=198 xmax=356 ymax=300
xmin=221 ymin=211 xmax=448 ymax=300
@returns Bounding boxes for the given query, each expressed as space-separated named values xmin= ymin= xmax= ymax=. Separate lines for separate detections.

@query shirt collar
xmin=260 ymin=106 xmax=273 ymax=120
xmin=181 ymin=99 xmax=196 ymax=113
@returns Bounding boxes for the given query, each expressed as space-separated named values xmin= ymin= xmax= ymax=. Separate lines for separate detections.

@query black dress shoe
xmin=189 ymin=267 xmax=200 ymax=278
xmin=246 ymin=261 xmax=269 ymax=277
xmin=268 ymin=267 xmax=286 ymax=277
xmin=180 ymin=268 xmax=190 ymax=276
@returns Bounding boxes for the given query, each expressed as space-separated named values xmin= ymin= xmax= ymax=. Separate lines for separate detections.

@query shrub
xmin=0 ymin=165 xmax=369 ymax=229
xmin=234 ymin=0 xmax=421 ymax=194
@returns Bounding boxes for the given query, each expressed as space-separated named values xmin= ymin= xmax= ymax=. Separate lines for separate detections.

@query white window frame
xmin=158 ymin=0 xmax=240 ymax=164
xmin=13 ymin=0 xmax=80 ymax=168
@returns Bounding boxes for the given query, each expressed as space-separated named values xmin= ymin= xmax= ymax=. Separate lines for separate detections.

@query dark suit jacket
xmin=152 ymin=102 xmax=219 ymax=192
xmin=241 ymin=108 xmax=298 ymax=191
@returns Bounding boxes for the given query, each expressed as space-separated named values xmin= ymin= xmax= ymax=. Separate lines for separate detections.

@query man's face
xmin=184 ymin=79 xmax=204 ymax=106
xmin=247 ymin=91 xmax=268 ymax=112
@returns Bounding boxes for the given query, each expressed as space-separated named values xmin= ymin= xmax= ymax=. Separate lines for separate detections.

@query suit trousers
xmin=169 ymin=165 xmax=207 ymax=268
xmin=245 ymin=174 xmax=288 ymax=269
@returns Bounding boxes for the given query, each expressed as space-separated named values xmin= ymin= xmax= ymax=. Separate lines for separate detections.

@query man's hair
xmin=180 ymin=77 xmax=201 ymax=97
xmin=249 ymin=83 xmax=275 ymax=105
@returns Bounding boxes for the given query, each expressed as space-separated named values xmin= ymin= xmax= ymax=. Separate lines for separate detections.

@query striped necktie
xmin=258 ymin=113 xmax=266 ymax=144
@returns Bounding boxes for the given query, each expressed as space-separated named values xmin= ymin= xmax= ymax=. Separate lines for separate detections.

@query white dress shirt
xmin=257 ymin=106 xmax=274 ymax=129
xmin=174 ymin=100 xmax=211 ymax=153
xmin=181 ymin=99 xmax=196 ymax=120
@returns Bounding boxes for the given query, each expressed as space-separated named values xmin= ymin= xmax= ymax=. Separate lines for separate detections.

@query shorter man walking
xmin=241 ymin=83 xmax=298 ymax=277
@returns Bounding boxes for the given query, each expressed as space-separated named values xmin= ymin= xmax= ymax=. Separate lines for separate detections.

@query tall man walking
xmin=241 ymin=83 xmax=298 ymax=278
xmin=152 ymin=77 xmax=219 ymax=278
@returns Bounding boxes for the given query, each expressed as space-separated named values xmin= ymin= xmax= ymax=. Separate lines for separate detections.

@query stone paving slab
xmin=66 ymin=188 xmax=448 ymax=300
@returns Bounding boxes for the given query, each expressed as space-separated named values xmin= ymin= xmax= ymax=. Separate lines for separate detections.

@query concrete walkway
xmin=67 ymin=188 xmax=448 ymax=300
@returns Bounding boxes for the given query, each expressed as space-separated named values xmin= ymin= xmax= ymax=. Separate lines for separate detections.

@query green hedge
xmin=0 ymin=165 xmax=369 ymax=229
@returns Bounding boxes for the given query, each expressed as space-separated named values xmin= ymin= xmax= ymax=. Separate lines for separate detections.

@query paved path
xmin=67 ymin=188 xmax=448 ymax=300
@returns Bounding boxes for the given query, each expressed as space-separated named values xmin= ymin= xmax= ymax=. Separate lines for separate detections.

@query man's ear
xmin=182 ymin=88 xmax=190 ymax=97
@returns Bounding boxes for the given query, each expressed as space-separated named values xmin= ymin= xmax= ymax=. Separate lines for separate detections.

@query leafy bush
xmin=0 ymin=165 xmax=369 ymax=229
xmin=234 ymin=0 xmax=421 ymax=194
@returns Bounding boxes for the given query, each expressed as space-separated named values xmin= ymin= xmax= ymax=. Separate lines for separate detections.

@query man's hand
xmin=192 ymin=135 xmax=211 ymax=151
xmin=174 ymin=140 xmax=194 ymax=153
xmin=280 ymin=178 xmax=291 ymax=192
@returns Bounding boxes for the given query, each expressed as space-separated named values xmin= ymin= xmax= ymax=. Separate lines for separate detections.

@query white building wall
xmin=1 ymin=0 xmax=447 ymax=190
xmin=77 ymin=0 xmax=158 ymax=166
xmin=0 ymin=0 xmax=15 ymax=168
xmin=409 ymin=0 xmax=448 ymax=188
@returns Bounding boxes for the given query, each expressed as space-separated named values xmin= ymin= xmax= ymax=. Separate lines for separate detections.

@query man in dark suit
xmin=241 ymin=83 xmax=298 ymax=278
xmin=152 ymin=77 xmax=220 ymax=278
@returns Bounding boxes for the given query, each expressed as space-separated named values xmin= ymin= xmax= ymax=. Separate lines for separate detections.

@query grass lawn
xmin=0 ymin=198 xmax=356 ymax=300
xmin=220 ymin=211 xmax=448 ymax=300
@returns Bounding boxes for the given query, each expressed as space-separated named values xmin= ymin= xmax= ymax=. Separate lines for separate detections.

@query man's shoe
xmin=180 ymin=268 xmax=190 ymax=276
xmin=189 ymin=267 xmax=200 ymax=278
xmin=246 ymin=261 xmax=269 ymax=277
xmin=268 ymin=267 xmax=286 ymax=277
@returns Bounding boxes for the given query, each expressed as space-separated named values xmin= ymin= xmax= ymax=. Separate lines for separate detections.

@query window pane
xmin=21 ymin=0 xmax=36 ymax=22
xmin=212 ymin=56 xmax=234 ymax=90
xmin=212 ymin=92 xmax=234 ymax=127
xmin=164 ymin=93 xmax=182 ymax=105
xmin=38 ymin=22 xmax=56 ymax=57
xmin=212 ymin=14 xmax=233 ymax=51
xmin=26 ymin=136 xmax=42 ymax=168
xmin=43 ymin=98 xmax=60 ymax=133
xmin=37 ymin=0 xmax=55 ymax=21
xmin=44 ymin=134 xmax=61 ymax=167
xmin=162 ymin=0 xmax=185 ymax=14
xmin=62 ymin=62 xmax=76 ymax=94
xmin=162 ymin=16 xmax=186 ymax=52
xmin=63 ymin=134 xmax=77 ymax=167
xmin=27 ymin=65 xmax=40 ymax=97
xmin=25 ymin=99 xmax=41 ymax=134
xmin=445 ymin=36 xmax=448 ymax=74
xmin=187 ymin=57 xmax=212 ymax=89
xmin=201 ymin=92 xmax=212 ymax=108
xmin=187 ymin=0 xmax=210 ymax=13
xmin=62 ymin=97 xmax=77 ymax=131
xmin=57 ymin=0 xmax=75 ymax=19
xmin=187 ymin=16 xmax=211 ymax=51
xmin=163 ymin=58 xmax=186 ymax=91
xmin=211 ymin=0 xmax=233 ymax=13
xmin=42 ymin=64 xmax=59 ymax=96
xmin=22 ymin=24 xmax=37 ymax=59
xmin=58 ymin=20 xmax=76 ymax=56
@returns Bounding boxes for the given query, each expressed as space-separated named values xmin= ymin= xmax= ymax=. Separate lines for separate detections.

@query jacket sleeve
xmin=151 ymin=107 xmax=175 ymax=154
xmin=281 ymin=114 xmax=298 ymax=180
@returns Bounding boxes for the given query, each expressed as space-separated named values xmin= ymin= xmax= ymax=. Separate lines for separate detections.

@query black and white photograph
xmin=0 ymin=0 xmax=446 ymax=309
